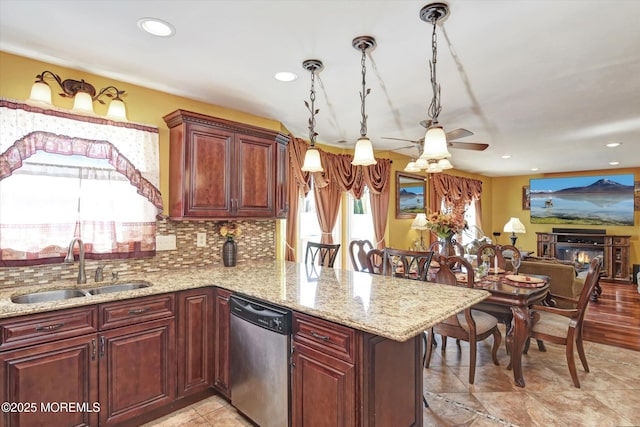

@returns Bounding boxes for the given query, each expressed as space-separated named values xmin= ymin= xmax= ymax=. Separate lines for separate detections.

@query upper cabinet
xmin=163 ymin=110 xmax=289 ymax=220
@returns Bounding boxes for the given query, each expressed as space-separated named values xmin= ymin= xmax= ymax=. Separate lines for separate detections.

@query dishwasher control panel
xmin=230 ymin=294 xmax=291 ymax=335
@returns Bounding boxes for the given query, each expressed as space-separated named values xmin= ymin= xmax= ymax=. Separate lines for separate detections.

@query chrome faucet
xmin=65 ymin=238 xmax=87 ymax=284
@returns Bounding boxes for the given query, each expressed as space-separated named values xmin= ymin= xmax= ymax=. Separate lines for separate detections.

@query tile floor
xmin=143 ymin=327 xmax=640 ymax=427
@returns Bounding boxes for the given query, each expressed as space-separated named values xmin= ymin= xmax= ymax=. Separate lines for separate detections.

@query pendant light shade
xmin=404 ymin=161 xmax=420 ymax=172
xmin=437 ymin=158 xmax=453 ymax=170
xmin=29 ymin=81 xmax=52 ymax=104
xmin=106 ymin=98 xmax=128 ymax=120
xmin=301 ymin=147 xmax=323 ymax=172
xmin=352 ymin=137 xmax=377 ymax=166
xmin=421 ymin=125 xmax=450 ymax=160
xmin=72 ymin=92 xmax=95 ymax=114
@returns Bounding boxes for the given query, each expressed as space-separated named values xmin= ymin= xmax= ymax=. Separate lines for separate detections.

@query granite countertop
xmin=0 ymin=260 xmax=489 ymax=342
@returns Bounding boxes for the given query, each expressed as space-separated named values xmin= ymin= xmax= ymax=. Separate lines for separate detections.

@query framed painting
xmin=522 ymin=185 xmax=530 ymax=210
xmin=396 ymin=171 xmax=426 ymax=218
xmin=635 ymin=181 xmax=640 ymax=211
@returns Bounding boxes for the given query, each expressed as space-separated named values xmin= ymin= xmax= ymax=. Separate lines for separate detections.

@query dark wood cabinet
xmin=536 ymin=232 xmax=631 ymax=282
xmin=0 ymin=334 xmax=99 ymax=427
xmin=98 ymin=318 xmax=175 ymax=426
xmin=276 ymin=141 xmax=289 ymax=218
xmin=177 ymin=288 xmax=214 ymax=398
xmin=163 ymin=109 xmax=289 ymax=220
xmin=291 ymin=312 xmax=423 ymax=427
xmin=213 ymin=288 xmax=232 ymax=398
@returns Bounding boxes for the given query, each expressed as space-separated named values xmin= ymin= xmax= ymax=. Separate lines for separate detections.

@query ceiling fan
xmin=383 ymin=119 xmax=489 ymax=152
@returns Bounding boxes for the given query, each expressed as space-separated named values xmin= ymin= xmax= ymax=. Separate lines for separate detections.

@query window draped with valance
xmin=430 ymin=173 xmax=483 ymax=240
xmin=286 ymin=137 xmax=391 ymax=261
xmin=0 ymin=99 xmax=162 ymax=265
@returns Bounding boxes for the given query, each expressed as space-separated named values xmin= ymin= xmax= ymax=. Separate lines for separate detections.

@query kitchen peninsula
xmin=0 ymin=261 xmax=489 ymax=426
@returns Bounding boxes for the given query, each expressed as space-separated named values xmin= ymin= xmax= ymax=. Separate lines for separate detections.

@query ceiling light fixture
xmin=300 ymin=59 xmax=324 ymax=172
xmin=501 ymin=154 xmax=512 ymax=159
xmin=274 ymin=71 xmax=298 ymax=82
xmin=137 ymin=18 xmax=175 ymax=37
xmin=609 ymin=161 xmax=620 ymax=166
xmin=418 ymin=3 xmax=452 ymax=173
xmin=605 ymin=142 xmax=621 ymax=148
xmin=28 ymin=71 xmax=127 ymax=120
xmin=351 ymin=36 xmax=377 ymax=166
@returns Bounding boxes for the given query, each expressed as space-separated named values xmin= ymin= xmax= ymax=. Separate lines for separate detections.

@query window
xmin=346 ymin=187 xmax=375 ymax=270
xmin=297 ymin=178 xmax=341 ymax=268
xmin=0 ymin=101 xmax=162 ymax=265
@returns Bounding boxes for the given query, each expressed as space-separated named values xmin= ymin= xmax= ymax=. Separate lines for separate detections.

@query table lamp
xmin=411 ymin=213 xmax=429 ymax=251
xmin=503 ymin=217 xmax=526 ymax=246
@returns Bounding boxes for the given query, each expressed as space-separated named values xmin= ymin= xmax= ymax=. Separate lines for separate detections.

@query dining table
xmin=428 ymin=266 xmax=551 ymax=388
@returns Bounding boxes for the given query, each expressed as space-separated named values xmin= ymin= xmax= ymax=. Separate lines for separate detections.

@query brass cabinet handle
xmin=99 ymin=336 xmax=105 ymax=358
xmin=128 ymin=307 xmax=150 ymax=315
xmin=91 ymin=338 xmax=96 ymax=361
xmin=310 ymin=331 xmax=330 ymax=341
xmin=35 ymin=322 xmax=64 ymax=332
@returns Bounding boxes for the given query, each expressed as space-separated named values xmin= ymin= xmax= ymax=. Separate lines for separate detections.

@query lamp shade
xmin=404 ymin=161 xmax=420 ymax=172
xmin=301 ymin=148 xmax=323 ymax=172
xmin=72 ymin=92 xmax=95 ymax=114
xmin=351 ymin=137 xmax=377 ymax=166
xmin=503 ymin=217 xmax=526 ymax=234
xmin=106 ymin=98 xmax=127 ymax=120
xmin=421 ymin=125 xmax=450 ymax=160
xmin=425 ymin=162 xmax=442 ymax=173
xmin=29 ymin=81 xmax=52 ymax=104
xmin=411 ymin=213 xmax=429 ymax=230
xmin=437 ymin=158 xmax=453 ymax=170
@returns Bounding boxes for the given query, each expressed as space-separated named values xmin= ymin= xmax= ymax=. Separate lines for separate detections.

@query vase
xmin=222 ymin=236 xmax=237 ymax=267
xmin=439 ymin=235 xmax=457 ymax=263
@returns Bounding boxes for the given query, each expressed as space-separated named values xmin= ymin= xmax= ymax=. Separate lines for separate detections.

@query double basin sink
xmin=11 ymin=281 xmax=152 ymax=304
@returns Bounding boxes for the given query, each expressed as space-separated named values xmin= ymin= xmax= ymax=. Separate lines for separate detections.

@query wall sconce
xmin=28 ymin=71 xmax=128 ymax=120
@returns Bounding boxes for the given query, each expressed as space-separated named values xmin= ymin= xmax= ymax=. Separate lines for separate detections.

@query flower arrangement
xmin=425 ymin=208 xmax=467 ymax=239
xmin=219 ymin=222 xmax=242 ymax=239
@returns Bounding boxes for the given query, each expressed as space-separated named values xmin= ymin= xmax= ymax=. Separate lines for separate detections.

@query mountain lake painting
xmin=530 ymin=174 xmax=635 ymax=226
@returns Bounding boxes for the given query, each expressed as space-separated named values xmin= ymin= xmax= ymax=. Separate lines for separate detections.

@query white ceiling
xmin=1 ymin=0 xmax=639 ymax=177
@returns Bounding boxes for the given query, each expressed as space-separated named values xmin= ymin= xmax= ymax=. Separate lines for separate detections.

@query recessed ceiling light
xmin=531 ymin=167 xmax=539 ymax=171
xmin=274 ymin=72 xmax=298 ymax=82
xmin=137 ymin=18 xmax=175 ymax=37
xmin=606 ymin=142 xmax=621 ymax=148
xmin=609 ymin=161 xmax=620 ymax=166
xmin=501 ymin=154 xmax=511 ymax=159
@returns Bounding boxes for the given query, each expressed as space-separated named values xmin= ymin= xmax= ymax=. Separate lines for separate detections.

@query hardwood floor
xmin=584 ymin=280 xmax=640 ymax=351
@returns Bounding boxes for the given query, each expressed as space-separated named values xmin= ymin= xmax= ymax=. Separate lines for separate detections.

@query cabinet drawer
xmin=0 ymin=306 xmax=98 ymax=351
xmin=99 ymin=294 xmax=175 ymax=330
xmin=612 ymin=237 xmax=629 ymax=245
xmin=293 ymin=313 xmax=357 ymax=363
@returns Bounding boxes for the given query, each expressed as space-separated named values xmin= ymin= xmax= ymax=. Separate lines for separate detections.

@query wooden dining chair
xmin=519 ymin=257 xmax=602 ymax=388
xmin=348 ymin=239 xmax=374 ymax=272
xmin=305 ymin=242 xmax=341 ymax=267
xmin=424 ymin=254 xmax=502 ymax=384
xmin=381 ymin=248 xmax=434 ymax=281
xmin=476 ymin=244 xmax=521 ymax=270
xmin=365 ymin=249 xmax=385 ymax=275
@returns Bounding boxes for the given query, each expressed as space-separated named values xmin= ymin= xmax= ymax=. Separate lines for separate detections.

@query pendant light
xmin=351 ymin=36 xmax=377 ymax=166
xmin=300 ymin=59 xmax=324 ymax=172
xmin=418 ymin=3 xmax=453 ymax=173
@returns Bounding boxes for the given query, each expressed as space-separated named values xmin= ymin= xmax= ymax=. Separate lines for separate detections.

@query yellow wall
xmin=2 ymin=52 xmax=638 ymax=273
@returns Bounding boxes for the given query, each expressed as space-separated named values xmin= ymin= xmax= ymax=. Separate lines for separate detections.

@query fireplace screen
xmin=556 ymin=245 xmax=604 ymax=272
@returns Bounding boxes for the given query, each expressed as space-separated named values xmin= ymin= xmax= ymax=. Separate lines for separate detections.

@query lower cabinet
xmin=177 ymin=288 xmax=214 ymax=398
xmin=98 ymin=318 xmax=175 ymax=426
xmin=0 ymin=334 xmax=99 ymax=427
xmin=213 ymin=288 xmax=232 ymax=398
xmin=291 ymin=312 xmax=423 ymax=427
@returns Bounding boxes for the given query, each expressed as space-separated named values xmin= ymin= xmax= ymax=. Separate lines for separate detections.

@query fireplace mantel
xmin=536 ymin=231 xmax=631 ymax=282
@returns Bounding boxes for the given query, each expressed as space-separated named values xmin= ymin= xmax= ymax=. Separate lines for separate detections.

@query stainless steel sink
xmin=87 ymin=281 xmax=151 ymax=295
xmin=11 ymin=289 xmax=89 ymax=304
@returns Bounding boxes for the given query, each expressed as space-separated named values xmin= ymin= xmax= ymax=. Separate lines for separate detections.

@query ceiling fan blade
xmin=448 ymin=141 xmax=489 ymax=151
xmin=381 ymin=137 xmax=420 ymax=143
xmin=419 ymin=119 xmax=432 ymax=128
xmin=445 ymin=128 xmax=473 ymax=141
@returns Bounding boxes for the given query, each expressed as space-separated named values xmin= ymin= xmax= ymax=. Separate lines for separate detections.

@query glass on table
xmin=510 ymin=252 xmax=522 ymax=275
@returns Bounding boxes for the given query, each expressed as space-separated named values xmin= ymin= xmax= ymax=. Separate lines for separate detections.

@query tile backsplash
xmin=0 ymin=219 xmax=276 ymax=288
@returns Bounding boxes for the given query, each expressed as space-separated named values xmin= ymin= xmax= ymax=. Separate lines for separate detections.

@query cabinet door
xmin=185 ymin=124 xmax=234 ymax=217
xmin=291 ymin=342 xmax=355 ymax=427
xmin=234 ymin=133 xmax=274 ymax=217
xmin=0 ymin=334 xmax=98 ymax=427
xmin=276 ymin=141 xmax=289 ymax=218
xmin=214 ymin=289 xmax=231 ymax=398
xmin=177 ymin=288 xmax=214 ymax=398
xmin=98 ymin=318 xmax=175 ymax=426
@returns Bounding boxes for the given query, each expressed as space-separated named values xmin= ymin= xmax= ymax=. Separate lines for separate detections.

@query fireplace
xmin=556 ymin=245 xmax=604 ymax=272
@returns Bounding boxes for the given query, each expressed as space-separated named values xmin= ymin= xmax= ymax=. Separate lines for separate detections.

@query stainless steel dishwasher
xmin=230 ymin=294 xmax=291 ymax=427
